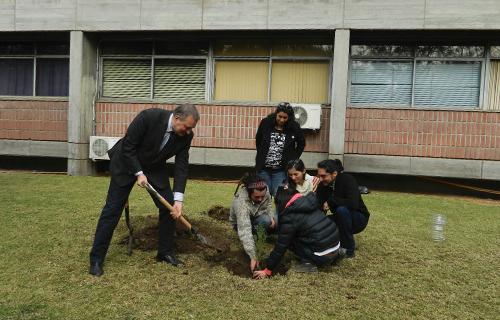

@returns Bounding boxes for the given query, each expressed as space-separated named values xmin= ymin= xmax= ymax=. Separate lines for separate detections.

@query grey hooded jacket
xmin=229 ymin=187 xmax=273 ymax=259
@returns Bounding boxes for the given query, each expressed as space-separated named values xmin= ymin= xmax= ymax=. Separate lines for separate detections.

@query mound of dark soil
xmin=119 ymin=215 xmax=288 ymax=277
xmin=205 ymin=205 xmax=230 ymax=221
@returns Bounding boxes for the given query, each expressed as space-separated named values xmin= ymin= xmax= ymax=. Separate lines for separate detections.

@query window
xmin=154 ymin=59 xmax=206 ymax=100
xmin=213 ymin=41 xmax=332 ymax=104
xmin=270 ymin=61 xmax=330 ymax=104
xmin=350 ymin=60 xmax=413 ymax=106
xmin=414 ymin=61 xmax=481 ymax=107
xmin=100 ymin=41 xmax=207 ymax=101
xmin=0 ymin=59 xmax=33 ymax=96
xmin=350 ymin=45 xmax=485 ymax=108
xmin=0 ymin=42 xmax=69 ymax=97
xmin=102 ymin=59 xmax=151 ymax=98
xmin=214 ymin=60 xmax=269 ymax=101
xmin=487 ymin=46 xmax=500 ymax=110
xmin=99 ymin=40 xmax=332 ymax=104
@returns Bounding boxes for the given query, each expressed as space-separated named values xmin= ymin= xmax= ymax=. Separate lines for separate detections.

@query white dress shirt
xmin=135 ymin=114 xmax=184 ymax=202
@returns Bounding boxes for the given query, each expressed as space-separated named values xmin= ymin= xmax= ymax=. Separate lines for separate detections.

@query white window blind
xmin=102 ymin=59 xmax=151 ymax=98
xmin=153 ymin=59 xmax=206 ymax=101
xmin=414 ymin=61 xmax=481 ymax=107
xmin=350 ymin=60 xmax=413 ymax=106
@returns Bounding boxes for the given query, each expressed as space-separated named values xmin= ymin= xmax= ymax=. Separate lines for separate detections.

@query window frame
xmin=0 ymin=42 xmax=69 ymax=98
xmin=99 ymin=41 xmax=209 ymax=102
xmin=348 ymin=45 xmax=490 ymax=110
xmin=211 ymin=45 xmax=333 ymax=104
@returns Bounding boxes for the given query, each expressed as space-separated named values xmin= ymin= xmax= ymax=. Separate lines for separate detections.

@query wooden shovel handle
xmin=145 ymin=183 xmax=192 ymax=230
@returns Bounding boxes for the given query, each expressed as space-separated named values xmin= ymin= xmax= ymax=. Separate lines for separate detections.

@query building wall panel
xmin=0 ymin=100 xmax=68 ymax=141
xmin=425 ymin=0 xmax=500 ymax=29
xmin=344 ymin=0 xmax=425 ymax=29
xmin=95 ymin=102 xmax=330 ymax=153
xmin=202 ymin=0 xmax=268 ymax=30
xmin=76 ymin=0 xmax=140 ymax=30
xmin=0 ymin=0 xmax=15 ymax=31
xmin=15 ymin=0 xmax=76 ymax=31
xmin=268 ymin=0 xmax=343 ymax=29
xmin=345 ymin=108 xmax=500 ymax=161
xmin=140 ymin=0 xmax=202 ymax=30
xmin=0 ymin=0 xmax=499 ymax=31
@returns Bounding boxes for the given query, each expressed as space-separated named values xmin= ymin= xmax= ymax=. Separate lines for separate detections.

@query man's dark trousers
xmin=329 ymin=206 xmax=369 ymax=254
xmin=89 ymin=178 xmax=175 ymax=265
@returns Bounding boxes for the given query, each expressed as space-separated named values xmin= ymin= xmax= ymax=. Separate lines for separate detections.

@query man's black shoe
xmin=339 ymin=248 xmax=355 ymax=259
xmin=156 ymin=254 xmax=184 ymax=267
xmin=89 ymin=262 xmax=103 ymax=277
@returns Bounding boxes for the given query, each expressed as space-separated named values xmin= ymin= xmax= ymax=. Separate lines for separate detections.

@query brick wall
xmin=345 ymin=108 xmax=500 ymax=160
xmin=95 ymin=102 xmax=330 ymax=153
xmin=0 ymin=100 xmax=68 ymax=141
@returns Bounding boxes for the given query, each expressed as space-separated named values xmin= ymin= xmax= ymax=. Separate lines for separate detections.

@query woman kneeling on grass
xmin=253 ymin=187 xmax=341 ymax=279
xmin=286 ymin=159 xmax=320 ymax=195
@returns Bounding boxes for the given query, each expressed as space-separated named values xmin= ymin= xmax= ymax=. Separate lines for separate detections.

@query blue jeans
xmin=329 ymin=206 xmax=369 ymax=254
xmin=258 ymin=169 xmax=287 ymax=197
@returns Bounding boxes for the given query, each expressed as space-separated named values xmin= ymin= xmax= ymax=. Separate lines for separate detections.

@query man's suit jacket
xmin=107 ymin=108 xmax=193 ymax=192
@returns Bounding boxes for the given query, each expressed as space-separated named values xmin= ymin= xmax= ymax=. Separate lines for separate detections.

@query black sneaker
xmin=89 ymin=261 xmax=104 ymax=277
xmin=293 ymin=262 xmax=318 ymax=273
xmin=339 ymin=248 xmax=355 ymax=259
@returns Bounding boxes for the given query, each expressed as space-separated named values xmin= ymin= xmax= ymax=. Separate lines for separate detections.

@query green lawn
xmin=0 ymin=172 xmax=498 ymax=319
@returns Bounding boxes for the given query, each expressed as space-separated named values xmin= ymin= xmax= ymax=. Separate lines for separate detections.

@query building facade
xmin=0 ymin=1 xmax=499 ymax=180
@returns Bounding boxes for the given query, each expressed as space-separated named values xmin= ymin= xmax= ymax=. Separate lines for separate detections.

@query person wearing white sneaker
xmin=253 ymin=187 xmax=340 ymax=279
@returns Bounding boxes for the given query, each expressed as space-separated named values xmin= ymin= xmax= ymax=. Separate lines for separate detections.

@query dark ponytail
xmin=333 ymin=159 xmax=344 ymax=172
xmin=274 ymin=186 xmax=298 ymax=215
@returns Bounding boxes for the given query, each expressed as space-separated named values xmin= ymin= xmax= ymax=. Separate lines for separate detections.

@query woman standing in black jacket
xmin=255 ymin=102 xmax=305 ymax=196
xmin=316 ymin=159 xmax=370 ymax=258
xmin=253 ymin=187 xmax=340 ymax=279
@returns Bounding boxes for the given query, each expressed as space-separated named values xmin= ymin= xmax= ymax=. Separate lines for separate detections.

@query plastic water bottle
xmin=432 ymin=213 xmax=446 ymax=242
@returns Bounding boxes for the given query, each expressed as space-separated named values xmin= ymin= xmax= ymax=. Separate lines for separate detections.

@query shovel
xmin=144 ymin=182 xmax=222 ymax=252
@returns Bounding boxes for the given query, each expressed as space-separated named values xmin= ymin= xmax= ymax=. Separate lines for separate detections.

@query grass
xmin=0 ymin=172 xmax=498 ymax=319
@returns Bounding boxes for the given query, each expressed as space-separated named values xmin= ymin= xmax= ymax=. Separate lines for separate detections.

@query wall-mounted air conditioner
xmin=89 ymin=136 xmax=120 ymax=160
xmin=291 ymin=104 xmax=321 ymax=130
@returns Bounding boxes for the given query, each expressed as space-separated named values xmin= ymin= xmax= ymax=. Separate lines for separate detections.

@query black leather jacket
xmin=255 ymin=114 xmax=305 ymax=171
xmin=264 ymin=193 xmax=339 ymax=271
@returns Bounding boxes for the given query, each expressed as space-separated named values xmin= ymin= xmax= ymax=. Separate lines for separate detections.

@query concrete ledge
xmin=410 ymin=157 xmax=482 ymax=179
xmin=344 ymin=154 xmax=411 ymax=175
xmin=344 ymin=154 xmax=500 ymax=180
xmin=482 ymin=161 xmax=500 ymax=180
xmin=0 ymin=139 xmax=67 ymax=158
xmin=3 ymin=140 xmax=499 ymax=181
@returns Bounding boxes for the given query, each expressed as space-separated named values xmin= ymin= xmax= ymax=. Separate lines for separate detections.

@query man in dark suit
xmin=89 ymin=104 xmax=199 ymax=277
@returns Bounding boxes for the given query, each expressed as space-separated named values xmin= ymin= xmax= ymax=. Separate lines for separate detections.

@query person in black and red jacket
xmin=255 ymin=102 xmax=305 ymax=196
xmin=253 ymin=186 xmax=340 ymax=279
xmin=315 ymin=159 xmax=370 ymax=258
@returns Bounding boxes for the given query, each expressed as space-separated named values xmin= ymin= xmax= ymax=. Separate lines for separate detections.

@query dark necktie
xmin=159 ymin=130 xmax=173 ymax=152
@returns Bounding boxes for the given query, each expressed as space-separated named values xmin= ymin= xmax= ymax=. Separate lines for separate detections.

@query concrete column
xmin=329 ymin=29 xmax=350 ymax=161
xmin=67 ymin=31 xmax=97 ymax=176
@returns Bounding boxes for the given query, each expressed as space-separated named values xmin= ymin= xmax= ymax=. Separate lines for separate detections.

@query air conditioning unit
xmin=291 ymin=104 xmax=321 ymax=130
xmin=89 ymin=136 xmax=121 ymax=160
